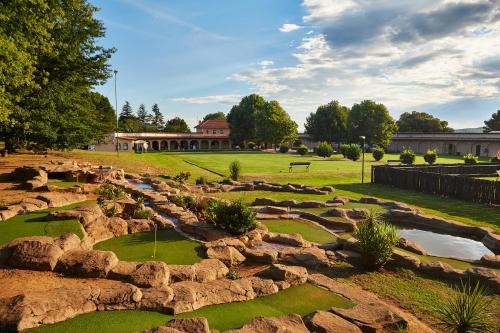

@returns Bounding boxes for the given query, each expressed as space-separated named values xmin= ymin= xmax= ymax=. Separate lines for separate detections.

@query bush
xmin=173 ymin=171 xmax=191 ymax=183
xmin=372 ymin=147 xmax=384 ymax=161
xmin=339 ymin=144 xmax=349 ymax=158
xmin=464 ymin=153 xmax=478 ymax=164
xmin=206 ymin=200 xmax=257 ymax=235
xmin=247 ymin=141 xmax=256 ymax=149
xmin=354 ymin=210 xmax=399 ymax=270
xmin=279 ymin=144 xmax=289 ymax=153
xmin=296 ymin=144 xmax=308 ymax=156
xmin=227 ymin=270 xmax=241 ymax=280
xmin=169 ymin=194 xmax=208 ymax=215
xmin=96 ymin=181 xmax=125 ymax=201
xmin=424 ymin=149 xmax=438 ymax=164
xmin=345 ymin=144 xmax=362 ymax=161
xmin=400 ymin=149 xmax=416 ymax=165
xmin=491 ymin=157 xmax=499 ymax=163
xmin=195 ymin=176 xmax=208 ymax=185
xmin=229 ymin=160 xmax=241 ymax=181
xmin=134 ymin=209 xmax=152 ymax=219
xmin=316 ymin=141 xmax=333 ymax=158
xmin=435 ymin=280 xmax=494 ymax=333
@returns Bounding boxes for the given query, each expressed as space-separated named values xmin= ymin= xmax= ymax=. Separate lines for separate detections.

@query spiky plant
xmin=435 ymin=280 xmax=494 ymax=333
xmin=354 ymin=209 xmax=399 ymax=270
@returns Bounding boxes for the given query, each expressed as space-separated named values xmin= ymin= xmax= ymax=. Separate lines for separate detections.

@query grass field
xmin=29 ymin=284 xmax=353 ymax=333
xmin=260 ymin=219 xmax=336 ymax=244
xmin=46 ymin=181 xmax=80 ymax=189
xmin=0 ymin=201 xmax=91 ymax=245
xmin=94 ymin=229 xmax=204 ymax=265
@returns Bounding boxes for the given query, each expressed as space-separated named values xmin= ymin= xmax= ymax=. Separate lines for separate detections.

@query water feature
xmin=397 ymin=228 xmax=494 ymax=261
xmin=130 ymin=182 xmax=154 ymax=191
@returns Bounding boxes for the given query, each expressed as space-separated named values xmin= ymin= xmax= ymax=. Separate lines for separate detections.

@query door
xmin=475 ymin=145 xmax=481 ymax=156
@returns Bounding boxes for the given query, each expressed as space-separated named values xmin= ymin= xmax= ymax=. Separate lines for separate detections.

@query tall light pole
xmin=360 ymin=136 xmax=366 ymax=184
xmin=114 ymin=70 xmax=119 ymax=157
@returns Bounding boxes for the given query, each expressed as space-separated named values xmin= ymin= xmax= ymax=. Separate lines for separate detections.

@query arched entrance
xmin=221 ymin=140 xmax=230 ymax=149
xmin=152 ymin=141 xmax=159 ymax=151
xmin=190 ymin=140 xmax=199 ymax=150
xmin=180 ymin=140 xmax=189 ymax=150
xmin=201 ymin=140 xmax=209 ymax=150
xmin=169 ymin=141 xmax=179 ymax=150
xmin=160 ymin=141 xmax=168 ymax=150
xmin=210 ymin=140 xmax=220 ymax=150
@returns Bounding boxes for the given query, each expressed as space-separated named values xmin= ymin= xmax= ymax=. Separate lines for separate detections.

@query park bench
xmin=387 ymin=159 xmax=403 ymax=165
xmin=289 ymin=161 xmax=311 ymax=172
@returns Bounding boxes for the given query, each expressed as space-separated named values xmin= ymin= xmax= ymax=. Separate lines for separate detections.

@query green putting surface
xmin=260 ymin=219 xmax=336 ymax=244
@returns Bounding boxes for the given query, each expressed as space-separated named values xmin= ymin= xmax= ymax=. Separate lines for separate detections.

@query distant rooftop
xmin=195 ymin=119 xmax=229 ymax=129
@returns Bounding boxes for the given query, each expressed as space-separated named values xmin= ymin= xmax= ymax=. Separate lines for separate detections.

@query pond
xmin=130 ymin=182 xmax=154 ymax=190
xmin=397 ymin=228 xmax=494 ymax=261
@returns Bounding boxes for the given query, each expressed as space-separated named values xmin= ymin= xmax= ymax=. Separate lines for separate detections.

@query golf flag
xmin=497 ymin=147 xmax=500 ymax=159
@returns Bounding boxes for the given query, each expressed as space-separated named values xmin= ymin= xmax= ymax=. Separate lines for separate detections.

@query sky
xmin=91 ymin=0 xmax=500 ymax=130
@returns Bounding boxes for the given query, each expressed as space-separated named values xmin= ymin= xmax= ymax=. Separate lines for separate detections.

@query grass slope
xmin=29 ymin=284 xmax=353 ymax=333
xmin=93 ymin=229 xmax=204 ymax=265
xmin=260 ymin=219 xmax=336 ymax=244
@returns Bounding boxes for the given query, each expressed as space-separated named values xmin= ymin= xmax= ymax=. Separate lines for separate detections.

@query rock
xmin=259 ymin=264 xmax=308 ymax=286
xmin=260 ymin=206 xmax=289 ymax=215
xmin=243 ymin=247 xmax=278 ymax=264
xmin=25 ymin=169 xmax=48 ymax=189
xmin=279 ymin=247 xmax=331 ymax=268
xmin=480 ymin=254 xmax=500 ymax=268
xmin=389 ymin=209 xmax=416 ymax=218
xmin=275 ymin=281 xmax=291 ymax=290
xmin=304 ymin=310 xmax=362 ymax=333
xmin=141 ymin=327 xmax=183 ymax=333
xmin=225 ymin=314 xmax=310 ymax=333
xmin=465 ymin=267 xmax=500 ymax=293
xmin=0 ymin=207 xmax=21 ymax=221
xmin=327 ymin=196 xmax=350 ymax=205
xmin=36 ymin=193 xmax=87 ymax=208
xmin=56 ymin=249 xmax=119 ymax=278
xmin=206 ymin=246 xmax=246 ymax=267
xmin=419 ymin=261 xmax=464 ymax=280
xmin=205 ymin=238 xmax=247 ymax=252
xmin=140 ymin=286 xmax=175 ymax=311
xmin=326 ymin=208 xmax=348 ymax=218
xmin=481 ymin=233 xmax=500 ymax=253
xmin=127 ymin=218 xmax=155 ymax=233
xmin=336 ymin=237 xmax=359 ymax=251
xmin=359 ymin=197 xmax=384 ymax=205
xmin=391 ymin=249 xmax=421 ymax=269
xmin=331 ymin=304 xmax=408 ymax=333
xmin=320 ymin=185 xmax=335 ymax=193
xmin=168 ymin=264 xmax=197 ymax=283
xmin=6 ymin=236 xmax=64 ymax=271
xmin=54 ymin=233 xmax=82 ymax=252
xmin=193 ymin=259 xmax=229 ymax=283
xmin=19 ymin=198 xmax=49 ymax=212
xmin=130 ymin=261 xmax=170 ymax=288
xmin=247 ymin=277 xmax=279 ymax=296
xmin=334 ymin=250 xmax=361 ymax=263
xmin=253 ymin=198 xmax=278 ymax=206
xmin=296 ymin=200 xmax=326 ymax=208
xmin=262 ymin=232 xmax=310 ymax=247
xmin=109 ymin=261 xmax=140 ymax=281
xmin=166 ymin=318 xmax=210 ymax=333
xmin=398 ymin=238 xmax=427 ymax=255
xmin=345 ymin=209 xmax=368 ymax=220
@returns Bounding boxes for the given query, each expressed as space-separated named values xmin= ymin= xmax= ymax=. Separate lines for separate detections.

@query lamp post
xmin=360 ymin=136 xmax=366 ymax=184
xmin=114 ymin=70 xmax=119 ymax=156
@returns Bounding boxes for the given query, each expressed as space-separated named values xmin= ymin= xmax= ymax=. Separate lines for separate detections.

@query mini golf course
xmin=260 ymin=219 xmax=336 ymax=244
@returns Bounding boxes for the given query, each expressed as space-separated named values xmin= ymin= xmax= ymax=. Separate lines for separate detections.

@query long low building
xmin=387 ymin=132 xmax=500 ymax=158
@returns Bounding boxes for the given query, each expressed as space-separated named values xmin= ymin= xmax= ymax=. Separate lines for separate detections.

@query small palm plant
xmin=354 ymin=209 xmax=399 ymax=270
xmin=435 ymin=280 xmax=494 ymax=333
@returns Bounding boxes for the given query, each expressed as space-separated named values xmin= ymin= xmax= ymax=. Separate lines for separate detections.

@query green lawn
xmin=0 ymin=201 xmax=91 ymax=245
xmin=47 ymin=181 xmax=80 ymax=189
xmin=260 ymin=219 xmax=336 ymax=244
xmin=94 ymin=229 xmax=204 ymax=265
xmin=29 ymin=283 xmax=353 ymax=333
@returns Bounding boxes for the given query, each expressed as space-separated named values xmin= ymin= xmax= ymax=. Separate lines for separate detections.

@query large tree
xmin=118 ymin=101 xmax=141 ymax=132
xmin=227 ymin=94 xmax=266 ymax=146
xmin=348 ymin=100 xmax=398 ymax=146
xmin=164 ymin=117 xmax=191 ymax=133
xmin=90 ymin=92 xmax=116 ymax=135
xmin=1 ymin=0 xmax=115 ymax=150
xmin=137 ymin=104 xmax=148 ymax=123
xmin=484 ymin=110 xmax=500 ymax=133
xmin=151 ymin=103 xmax=164 ymax=130
xmin=256 ymin=101 xmax=298 ymax=148
xmin=203 ymin=112 xmax=226 ymax=121
xmin=397 ymin=111 xmax=453 ymax=133
xmin=305 ymin=101 xmax=349 ymax=143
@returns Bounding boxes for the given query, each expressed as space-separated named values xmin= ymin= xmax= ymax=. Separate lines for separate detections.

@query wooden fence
xmin=371 ymin=163 xmax=500 ymax=205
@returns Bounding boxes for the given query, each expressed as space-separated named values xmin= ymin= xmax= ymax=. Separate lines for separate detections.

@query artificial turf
xmin=260 ymin=219 xmax=336 ymax=244
xmin=29 ymin=283 xmax=354 ymax=333
xmin=93 ymin=229 xmax=204 ymax=265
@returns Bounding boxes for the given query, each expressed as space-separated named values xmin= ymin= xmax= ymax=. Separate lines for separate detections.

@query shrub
xmin=463 ymin=153 xmax=478 ymax=164
xmin=97 ymin=198 xmax=119 ymax=217
xmin=424 ymin=149 xmax=438 ymax=164
xmin=196 ymin=176 xmax=208 ymax=185
xmin=279 ymin=144 xmax=289 ymax=153
xmin=491 ymin=157 xmax=499 ymax=163
xmin=169 ymin=194 xmax=208 ymax=215
xmin=345 ymin=144 xmax=362 ymax=161
xmin=221 ymin=178 xmax=232 ymax=185
xmin=354 ymin=210 xmax=399 ymax=270
xmin=96 ymin=181 xmax=125 ymax=200
xmin=134 ymin=209 xmax=152 ymax=219
xmin=339 ymin=144 xmax=350 ymax=158
xmin=372 ymin=147 xmax=384 ymax=161
xmin=435 ymin=280 xmax=494 ymax=333
xmin=316 ymin=141 xmax=334 ymax=158
xmin=173 ymin=171 xmax=191 ymax=184
xmin=247 ymin=141 xmax=256 ymax=149
xmin=296 ymin=144 xmax=308 ymax=156
xmin=229 ymin=160 xmax=241 ymax=181
xmin=400 ymin=149 xmax=416 ymax=165
xmin=206 ymin=200 xmax=257 ymax=235
xmin=227 ymin=270 xmax=241 ymax=280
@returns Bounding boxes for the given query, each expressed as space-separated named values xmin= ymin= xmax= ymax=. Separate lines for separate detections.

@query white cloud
xmin=172 ymin=94 xmax=243 ymax=105
xmin=259 ymin=60 xmax=274 ymax=67
xmin=279 ymin=23 xmax=302 ymax=33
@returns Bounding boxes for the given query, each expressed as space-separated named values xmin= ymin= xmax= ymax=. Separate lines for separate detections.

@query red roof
xmin=195 ymin=119 xmax=230 ymax=129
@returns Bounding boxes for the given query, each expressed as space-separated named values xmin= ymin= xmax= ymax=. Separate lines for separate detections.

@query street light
xmin=114 ymin=70 xmax=119 ymax=157
xmin=360 ymin=136 xmax=366 ymax=184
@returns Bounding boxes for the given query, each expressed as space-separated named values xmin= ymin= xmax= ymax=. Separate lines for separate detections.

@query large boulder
xmin=262 ymin=232 xmax=310 ymax=247
xmin=225 ymin=314 xmax=310 ymax=333
xmin=4 ymin=236 xmax=65 ymax=271
xmin=242 ymin=247 xmax=278 ymax=264
xmin=168 ymin=264 xmax=197 ymax=283
xmin=139 ymin=287 xmax=175 ymax=311
xmin=259 ymin=264 xmax=308 ymax=286
xmin=19 ymin=198 xmax=49 ymax=212
xmin=130 ymin=261 xmax=170 ymax=288
xmin=391 ymin=250 xmax=421 ymax=269
xmin=465 ymin=267 xmax=500 ymax=293
xmin=398 ymin=238 xmax=427 ymax=255
xmin=419 ymin=261 xmax=464 ymax=280
xmin=331 ymin=304 xmax=408 ymax=333
xmin=247 ymin=277 xmax=279 ymax=296
xmin=304 ymin=310 xmax=362 ymax=333
xmin=279 ymin=247 xmax=331 ymax=268
xmin=127 ymin=219 xmax=155 ymax=233
xmin=480 ymin=254 xmax=500 ymax=269
xmin=206 ymin=246 xmax=246 ymax=267
xmin=296 ymin=201 xmax=326 ymax=208
xmin=165 ymin=318 xmax=210 ymax=333
xmin=36 ymin=193 xmax=87 ymax=208
xmin=193 ymin=259 xmax=229 ymax=283
xmin=56 ymin=249 xmax=119 ymax=278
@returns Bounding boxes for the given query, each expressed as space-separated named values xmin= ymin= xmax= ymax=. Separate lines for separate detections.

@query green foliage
xmin=168 ymin=194 xmax=208 ymax=216
xmin=151 ymin=104 xmax=164 ymax=130
xmin=491 ymin=157 xmax=499 ymax=163
xmin=203 ymin=112 xmax=226 ymax=121
xmin=372 ymin=147 xmax=385 ymax=161
xmin=296 ymin=144 xmax=308 ymax=155
xmin=229 ymin=160 xmax=241 ymax=181
xmin=483 ymin=110 xmax=500 ymax=133
xmin=195 ymin=176 xmax=208 ymax=185
xmin=344 ymin=144 xmax=362 ymax=161
xmin=464 ymin=154 xmax=478 ymax=164
xmin=305 ymin=100 xmax=349 ymax=143
xmin=316 ymin=141 xmax=334 ymax=158
xmin=164 ymin=117 xmax=191 ymax=133
xmin=206 ymin=200 xmax=257 ymax=235
xmin=279 ymin=144 xmax=289 ymax=153
xmin=97 ymin=198 xmax=119 ymax=217
xmin=247 ymin=141 xmax=256 ymax=149
xmin=397 ymin=111 xmax=454 ymax=133
xmin=134 ymin=209 xmax=152 ymax=220
xmin=227 ymin=270 xmax=241 ymax=280
xmin=173 ymin=172 xmax=191 ymax=184
xmin=348 ymin=100 xmax=398 ymax=146
xmin=256 ymin=100 xmax=298 ymax=148
xmin=91 ymin=92 xmax=116 ymax=135
xmin=227 ymin=94 xmax=266 ymax=146
xmin=400 ymin=149 xmax=416 ymax=165
xmin=434 ymin=280 xmax=494 ymax=333
xmin=354 ymin=210 xmax=399 ymax=270
xmin=339 ymin=144 xmax=350 ymax=157
xmin=424 ymin=149 xmax=438 ymax=164
xmin=96 ymin=181 xmax=125 ymax=201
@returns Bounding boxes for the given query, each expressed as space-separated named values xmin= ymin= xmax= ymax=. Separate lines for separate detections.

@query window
xmin=213 ymin=130 xmax=216 ymax=134
xmin=219 ymin=130 xmax=223 ymax=134
xmin=123 ymin=143 xmax=129 ymax=150
xmin=116 ymin=143 xmax=121 ymax=151
xmin=206 ymin=130 xmax=209 ymax=134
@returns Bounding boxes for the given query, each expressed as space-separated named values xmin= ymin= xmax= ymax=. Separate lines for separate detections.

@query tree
xmin=484 ymin=110 xmax=500 ymax=132
xmin=348 ymin=100 xmax=398 ymax=146
xmin=164 ymin=117 xmax=191 ymax=133
xmin=227 ymin=94 xmax=266 ymax=147
xmin=203 ymin=112 xmax=226 ymax=121
xmin=305 ymin=101 xmax=349 ymax=143
xmin=90 ymin=92 xmax=116 ymax=135
xmin=151 ymin=103 xmax=164 ymax=130
xmin=1 ymin=0 xmax=115 ymax=150
xmin=397 ymin=111 xmax=453 ymax=133
xmin=256 ymin=101 xmax=298 ymax=148
xmin=119 ymin=101 xmax=134 ymax=121
xmin=137 ymin=104 xmax=148 ymax=123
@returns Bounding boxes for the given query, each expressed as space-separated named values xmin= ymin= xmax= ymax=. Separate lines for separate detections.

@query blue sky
xmin=92 ymin=0 xmax=500 ymax=130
